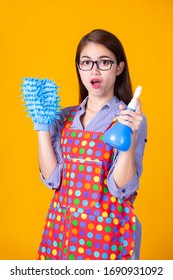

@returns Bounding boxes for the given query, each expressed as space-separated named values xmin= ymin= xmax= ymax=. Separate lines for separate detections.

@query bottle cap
xmin=134 ymin=85 xmax=142 ymax=98
xmin=127 ymin=85 xmax=142 ymax=110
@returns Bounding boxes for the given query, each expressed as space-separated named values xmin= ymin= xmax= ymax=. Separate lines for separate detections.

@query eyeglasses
xmin=78 ymin=59 xmax=117 ymax=71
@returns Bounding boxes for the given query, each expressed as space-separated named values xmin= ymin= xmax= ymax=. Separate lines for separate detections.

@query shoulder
xmin=49 ymin=104 xmax=79 ymax=138
xmin=55 ymin=105 xmax=79 ymax=125
xmin=104 ymin=96 xmax=124 ymax=116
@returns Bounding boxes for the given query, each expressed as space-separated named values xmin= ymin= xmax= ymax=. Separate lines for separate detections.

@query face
xmin=78 ymin=42 xmax=124 ymax=99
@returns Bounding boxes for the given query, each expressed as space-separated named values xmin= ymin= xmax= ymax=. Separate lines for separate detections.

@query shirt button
xmin=48 ymin=182 xmax=52 ymax=186
xmin=122 ymin=189 xmax=126 ymax=194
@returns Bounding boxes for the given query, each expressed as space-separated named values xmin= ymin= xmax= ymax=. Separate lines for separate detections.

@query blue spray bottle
xmin=104 ymin=85 xmax=142 ymax=151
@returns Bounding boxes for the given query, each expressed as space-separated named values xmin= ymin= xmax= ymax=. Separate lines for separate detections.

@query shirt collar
xmin=78 ymin=95 xmax=125 ymax=113
xmin=79 ymin=96 xmax=89 ymax=111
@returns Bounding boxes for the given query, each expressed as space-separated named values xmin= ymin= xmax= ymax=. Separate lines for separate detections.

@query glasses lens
xmin=98 ymin=60 xmax=112 ymax=70
xmin=79 ymin=60 xmax=92 ymax=70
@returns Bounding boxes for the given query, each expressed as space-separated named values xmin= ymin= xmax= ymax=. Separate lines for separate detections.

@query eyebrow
xmin=80 ymin=55 xmax=113 ymax=60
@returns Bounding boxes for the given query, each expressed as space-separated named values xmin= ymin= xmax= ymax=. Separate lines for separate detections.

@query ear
xmin=116 ymin=61 xmax=125 ymax=76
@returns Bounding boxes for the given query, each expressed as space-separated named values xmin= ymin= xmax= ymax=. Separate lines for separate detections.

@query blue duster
xmin=20 ymin=77 xmax=61 ymax=125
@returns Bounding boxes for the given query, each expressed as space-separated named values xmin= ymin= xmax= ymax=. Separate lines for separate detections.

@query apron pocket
xmin=61 ymin=159 xmax=102 ymax=208
xmin=67 ymin=212 xmax=126 ymax=260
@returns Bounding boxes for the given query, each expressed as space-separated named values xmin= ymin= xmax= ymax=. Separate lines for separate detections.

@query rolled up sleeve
xmin=40 ymin=163 xmax=63 ymax=190
xmin=107 ymin=169 xmax=139 ymax=199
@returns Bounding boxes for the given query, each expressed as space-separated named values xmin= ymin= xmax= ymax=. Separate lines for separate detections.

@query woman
xmin=36 ymin=29 xmax=147 ymax=260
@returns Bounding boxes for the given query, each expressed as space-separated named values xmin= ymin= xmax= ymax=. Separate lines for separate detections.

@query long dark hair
xmin=75 ymin=29 xmax=133 ymax=104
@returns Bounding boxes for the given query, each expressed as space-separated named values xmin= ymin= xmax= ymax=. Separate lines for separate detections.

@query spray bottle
xmin=104 ymin=85 xmax=142 ymax=151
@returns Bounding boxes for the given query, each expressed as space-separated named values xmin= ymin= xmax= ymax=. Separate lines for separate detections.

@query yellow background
xmin=0 ymin=0 xmax=173 ymax=260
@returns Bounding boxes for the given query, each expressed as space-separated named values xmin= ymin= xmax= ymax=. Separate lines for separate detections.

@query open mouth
xmin=91 ymin=79 xmax=101 ymax=85
xmin=90 ymin=79 xmax=101 ymax=85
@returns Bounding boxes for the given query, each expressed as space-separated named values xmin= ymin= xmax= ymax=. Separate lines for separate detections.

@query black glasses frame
xmin=77 ymin=60 xmax=117 ymax=71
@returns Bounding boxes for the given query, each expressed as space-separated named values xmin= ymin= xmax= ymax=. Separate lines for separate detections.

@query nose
xmin=91 ymin=62 xmax=100 ymax=75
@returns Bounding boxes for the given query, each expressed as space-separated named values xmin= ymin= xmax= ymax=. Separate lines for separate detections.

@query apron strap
xmin=61 ymin=105 xmax=79 ymax=129
xmin=105 ymin=117 xmax=118 ymax=131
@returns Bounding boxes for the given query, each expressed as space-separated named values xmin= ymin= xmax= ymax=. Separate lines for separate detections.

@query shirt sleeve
xmin=39 ymin=106 xmax=73 ymax=190
xmin=107 ymin=114 xmax=147 ymax=199
xmin=40 ymin=163 xmax=63 ymax=190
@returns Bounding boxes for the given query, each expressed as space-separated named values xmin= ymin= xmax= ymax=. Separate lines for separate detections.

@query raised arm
xmin=112 ymin=99 xmax=146 ymax=188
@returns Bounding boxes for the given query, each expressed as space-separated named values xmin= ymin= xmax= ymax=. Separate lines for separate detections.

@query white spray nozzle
xmin=134 ymin=85 xmax=142 ymax=98
xmin=127 ymin=85 xmax=142 ymax=110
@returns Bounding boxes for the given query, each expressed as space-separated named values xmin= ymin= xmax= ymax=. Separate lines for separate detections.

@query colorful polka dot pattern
xmin=38 ymin=108 xmax=136 ymax=260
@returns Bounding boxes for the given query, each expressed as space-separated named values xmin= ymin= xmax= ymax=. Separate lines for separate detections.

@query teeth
xmin=91 ymin=80 xmax=99 ymax=84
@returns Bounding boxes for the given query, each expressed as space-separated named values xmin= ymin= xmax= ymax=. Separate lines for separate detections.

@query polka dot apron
xmin=38 ymin=108 xmax=136 ymax=260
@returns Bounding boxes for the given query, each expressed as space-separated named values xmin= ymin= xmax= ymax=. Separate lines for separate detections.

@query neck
xmin=86 ymin=95 xmax=113 ymax=112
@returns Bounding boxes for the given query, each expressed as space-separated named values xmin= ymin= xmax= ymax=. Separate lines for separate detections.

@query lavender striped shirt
xmin=40 ymin=95 xmax=147 ymax=259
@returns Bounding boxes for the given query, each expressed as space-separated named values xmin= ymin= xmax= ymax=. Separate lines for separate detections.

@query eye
xmin=99 ymin=60 xmax=111 ymax=66
xmin=80 ymin=60 xmax=92 ymax=66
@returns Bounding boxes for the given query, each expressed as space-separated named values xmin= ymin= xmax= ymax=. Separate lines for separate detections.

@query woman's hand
xmin=117 ymin=99 xmax=143 ymax=132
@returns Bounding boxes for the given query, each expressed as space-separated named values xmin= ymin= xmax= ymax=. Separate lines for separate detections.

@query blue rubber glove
xmin=20 ymin=78 xmax=61 ymax=131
